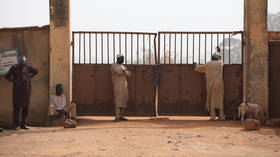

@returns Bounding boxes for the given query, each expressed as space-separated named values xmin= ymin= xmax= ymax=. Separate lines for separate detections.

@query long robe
xmin=195 ymin=60 xmax=224 ymax=111
xmin=111 ymin=63 xmax=131 ymax=108
xmin=5 ymin=64 xmax=39 ymax=107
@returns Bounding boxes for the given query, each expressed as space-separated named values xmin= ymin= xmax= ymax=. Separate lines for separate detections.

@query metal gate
xmin=157 ymin=32 xmax=243 ymax=118
xmin=72 ymin=31 xmax=244 ymax=119
xmin=269 ymin=42 xmax=280 ymax=118
xmin=72 ymin=32 xmax=157 ymax=116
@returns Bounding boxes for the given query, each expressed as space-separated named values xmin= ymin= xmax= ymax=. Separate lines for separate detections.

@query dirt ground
xmin=0 ymin=116 xmax=280 ymax=157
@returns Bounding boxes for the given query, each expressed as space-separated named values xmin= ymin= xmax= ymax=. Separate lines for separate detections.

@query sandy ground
xmin=0 ymin=116 xmax=280 ymax=157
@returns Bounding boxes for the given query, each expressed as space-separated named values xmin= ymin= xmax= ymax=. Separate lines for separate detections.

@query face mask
xmin=20 ymin=56 xmax=27 ymax=64
xmin=211 ymin=56 xmax=219 ymax=61
xmin=56 ymin=86 xmax=63 ymax=96
xmin=117 ymin=57 xmax=124 ymax=64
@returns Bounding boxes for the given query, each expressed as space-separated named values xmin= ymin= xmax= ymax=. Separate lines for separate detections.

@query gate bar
xmin=84 ymin=33 xmax=86 ymax=64
xmin=229 ymin=34 xmax=231 ymax=64
xmin=131 ymin=34 xmax=133 ymax=64
xmin=186 ymin=34 xmax=188 ymax=64
xmin=193 ymin=34 xmax=195 ymax=63
xmin=149 ymin=34 xmax=151 ymax=65
xmin=72 ymin=32 xmax=74 ymax=65
xmin=107 ymin=33 xmax=109 ymax=64
xmin=180 ymin=33 xmax=182 ymax=64
xmin=143 ymin=34 xmax=145 ymax=65
xmin=101 ymin=33 xmax=103 ymax=64
xmin=89 ymin=33 xmax=91 ymax=63
xmin=95 ymin=33 xmax=97 ymax=63
xmin=174 ymin=34 xmax=176 ymax=64
xmin=205 ymin=34 xmax=207 ymax=63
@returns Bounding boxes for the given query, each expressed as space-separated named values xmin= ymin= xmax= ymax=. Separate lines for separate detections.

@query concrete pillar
xmin=49 ymin=0 xmax=71 ymax=103
xmin=244 ymin=0 xmax=269 ymax=117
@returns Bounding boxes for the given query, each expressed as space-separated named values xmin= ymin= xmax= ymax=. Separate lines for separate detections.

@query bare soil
xmin=0 ymin=116 xmax=280 ymax=157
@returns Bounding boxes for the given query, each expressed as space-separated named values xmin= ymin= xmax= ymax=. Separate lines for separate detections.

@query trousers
xmin=13 ymin=105 xmax=29 ymax=127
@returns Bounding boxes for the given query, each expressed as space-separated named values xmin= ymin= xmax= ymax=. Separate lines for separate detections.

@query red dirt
xmin=0 ymin=116 xmax=279 ymax=157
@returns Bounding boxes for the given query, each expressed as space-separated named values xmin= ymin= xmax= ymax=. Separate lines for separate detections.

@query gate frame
xmin=155 ymin=31 xmax=244 ymax=118
xmin=71 ymin=31 xmax=244 ymax=118
xmin=71 ymin=31 xmax=158 ymax=116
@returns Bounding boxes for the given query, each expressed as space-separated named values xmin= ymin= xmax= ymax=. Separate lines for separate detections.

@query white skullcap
xmin=212 ymin=52 xmax=222 ymax=60
xmin=117 ymin=54 xmax=124 ymax=59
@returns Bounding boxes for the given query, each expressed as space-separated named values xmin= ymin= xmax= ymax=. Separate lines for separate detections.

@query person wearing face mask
xmin=5 ymin=56 xmax=39 ymax=130
xmin=111 ymin=54 xmax=131 ymax=122
xmin=48 ymin=84 xmax=76 ymax=125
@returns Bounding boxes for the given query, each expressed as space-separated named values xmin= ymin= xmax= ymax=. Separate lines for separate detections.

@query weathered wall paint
xmin=49 ymin=0 xmax=71 ymax=104
xmin=244 ymin=0 xmax=269 ymax=117
xmin=0 ymin=26 xmax=50 ymax=126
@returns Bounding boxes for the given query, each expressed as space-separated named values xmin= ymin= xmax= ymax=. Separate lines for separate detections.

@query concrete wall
xmin=244 ymin=0 xmax=269 ymax=117
xmin=0 ymin=26 xmax=50 ymax=126
xmin=0 ymin=0 xmax=71 ymax=126
xmin=49 ymin=0 xmax=71 ymax=103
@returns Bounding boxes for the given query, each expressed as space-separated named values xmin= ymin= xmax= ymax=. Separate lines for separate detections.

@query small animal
xmin=238 ymin=102 xmax=265 ymax=124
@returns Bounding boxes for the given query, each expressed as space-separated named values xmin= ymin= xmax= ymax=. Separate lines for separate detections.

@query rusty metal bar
xmin=186 ymin=34 xmax=188 ymax=64
xmin=211 ymin=34 xmax=213 ymax=56
xmin=131 ymin=33 xmax=133 ymax=64
xmin=241 ymin=32 xmax=244 ymax=65
xmin=154 ymin=34 xmax=158 ymax=65
xmin=107 ymin=33 xmax=109 ymax=64
xmin=174 ymin=33 xmax=177 ymax=64
xmin=217 ymin=34 xmax=219 ymax=49
xmin=84 ymin=33 xmax=86 ymax=64
xmin=229 ymin=33 xmax=231 ymax=64
xmin=149 ymin=34 xmax=151 ymax=65
xmin=101 ymin=33 xmax=103 ymax=64
xmin=119 ymin=34 xmax=121 ymax=55
xmin=198 ymin=34 xmax=200 ymax=64
xmin=79 ymin=33 xmax=81 ymax=64
xmin=125 ymin=33 xmax=127 ymax=64
xmin=95 ymin=33 xmax=97 ymax=64
xmin=72 ymin=32 xmax=74 ymax=65
xmin=193 ymin=34 xmax=195 ymax=64
xmin=205 ymin=34 xmax=207 ymax=63
xmin=180 ymin=33 xmax=182 ymax=64
xmin=158 ymin=33 xmax=161 ymax=65
xmin=169 ymin=33 xmax=171 ymax=64
xmin=113 ymin=33 xmax=115 ymax=62
xmin=164 ymin=33 xmax=166 ymax=64
xmin=223 ymin=33 xmax=225 ymax=62
xmin=89 ymin=33 xmax=91 ymax=64
xmin=137 ymin=34 xmax=139 ymax=64
xmin=143 ymin=34 xmax=145 ymax=65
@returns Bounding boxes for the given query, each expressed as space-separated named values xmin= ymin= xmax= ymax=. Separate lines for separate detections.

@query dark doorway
xmin=269 ymin=42 xmax=280 ymax=117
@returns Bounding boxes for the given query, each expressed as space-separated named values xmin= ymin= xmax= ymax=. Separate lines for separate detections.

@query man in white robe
xmin=111 ymin=54 xmax=131 ymax=122
xmin=194 ymin=47 xmax=225 ymax=120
